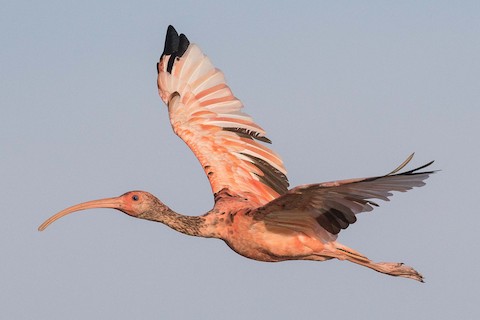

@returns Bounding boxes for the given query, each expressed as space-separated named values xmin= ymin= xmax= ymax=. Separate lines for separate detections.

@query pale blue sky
xmin=2 ymin=1 xmax=479 ymax=319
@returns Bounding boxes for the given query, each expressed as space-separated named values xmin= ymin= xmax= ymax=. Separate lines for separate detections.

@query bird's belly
xmin=223 ymin=225 xmax=321 ymax=262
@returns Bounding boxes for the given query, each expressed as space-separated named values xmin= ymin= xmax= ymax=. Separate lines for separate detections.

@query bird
xmin=39 ymin=25 xmax=435 ymax=282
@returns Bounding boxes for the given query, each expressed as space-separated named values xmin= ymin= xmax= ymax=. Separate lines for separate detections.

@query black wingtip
xmin=162 ymin=26 xmax=191 ymax=74
xmin=163 ymin=25 xmax=179 ymax=56
xmin=163 ymin=26 xmax=190 ymax=56
xmin=178 ymin=33 xmax=190 ymax=57
xmin=401 ymin=160 xmax=436 ymax=175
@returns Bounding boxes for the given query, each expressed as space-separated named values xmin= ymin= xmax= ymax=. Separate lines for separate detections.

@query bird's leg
xmin=364 ymin=261 xmax=424 ymax=282
xmin=326 ymin=243 xmax=424 ymax=282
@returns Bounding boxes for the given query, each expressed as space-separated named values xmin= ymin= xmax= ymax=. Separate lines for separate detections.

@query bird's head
xmin=38 ymin=190 xmax=168 ymax=231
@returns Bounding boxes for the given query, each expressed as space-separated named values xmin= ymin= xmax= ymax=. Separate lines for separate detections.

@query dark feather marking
xmin=177 ymin=33 xmax=190 ymax=57
xmin=163 ymin=25 xmax=179 ymax=56
xmin=324 ymin=200 xmax=358 ymax=223
xmin=223 ymin=127 xmax=272 ymax=143
xmin=166 ymin=56 xmax=176 ymax=73
xmin=327 ymin=208 xmax=351 ymax=226
xmin=162 ymin=26 xmax=191 ymax=74
xmin=204 ymin=165 xmax=213 ymax=176
xmin=214 ymin=188 xmax=236 ymax=203
xmin=327 ymin=209 xmax=348 ymax=229
xmin=316 ymin=213 xmax=340 ymax=234
xmin=239 ymin=153 xmax=289 ymax=195
xmin=361 ymin=161 xmax=435 ymax=183
xmin=315 ymin=208 xmax=353 ymax=234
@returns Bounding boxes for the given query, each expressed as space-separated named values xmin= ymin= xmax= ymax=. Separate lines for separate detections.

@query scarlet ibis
xmin=39 ymin=26 xmax=435 ymax=282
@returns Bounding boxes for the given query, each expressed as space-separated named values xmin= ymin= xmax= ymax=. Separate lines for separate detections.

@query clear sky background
xmin=2 ymin=1 xmax=479 ymax=319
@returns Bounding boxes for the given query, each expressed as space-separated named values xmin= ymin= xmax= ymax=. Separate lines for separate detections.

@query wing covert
xmin=157 ymin=26 xmax=289 ymax=206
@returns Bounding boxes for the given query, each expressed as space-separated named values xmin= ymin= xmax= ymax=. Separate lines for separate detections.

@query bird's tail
xmin=332 ymin=243 xmax=424 ymax=282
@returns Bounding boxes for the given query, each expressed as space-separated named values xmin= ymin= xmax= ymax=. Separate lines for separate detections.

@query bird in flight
xmin=39 ymin=25 xmax=435 ymax=282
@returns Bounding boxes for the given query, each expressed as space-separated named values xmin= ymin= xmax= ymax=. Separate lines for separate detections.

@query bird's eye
xmin=132 ymin=195 xmax=139 ymax=201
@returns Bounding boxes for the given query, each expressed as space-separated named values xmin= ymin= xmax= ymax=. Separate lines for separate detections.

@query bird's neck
xmin=140 ymin=205 xmax=210 ymax=238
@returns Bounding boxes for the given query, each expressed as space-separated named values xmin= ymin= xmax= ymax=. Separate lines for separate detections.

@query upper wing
xmin=256 ymin=154 xmax=435 ymax=240
xmin=157 ymin=26 xmax=289 ymax=206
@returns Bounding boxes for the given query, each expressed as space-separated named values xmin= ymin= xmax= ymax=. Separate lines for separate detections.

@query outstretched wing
xmin=157 ymin=26 xmax=289 ymax=206
xmin=257 ymin=155 xmax=435 ymax=241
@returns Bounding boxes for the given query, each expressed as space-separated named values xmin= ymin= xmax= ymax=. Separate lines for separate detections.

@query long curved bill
xmin=38 ymin=197 xmax=123 ymax=231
